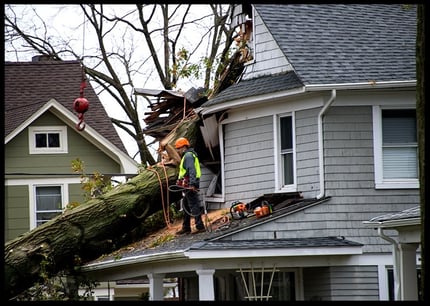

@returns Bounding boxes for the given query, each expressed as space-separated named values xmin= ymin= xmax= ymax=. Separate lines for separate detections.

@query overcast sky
xmin=5 ymin=4 xmax=217 ymax=162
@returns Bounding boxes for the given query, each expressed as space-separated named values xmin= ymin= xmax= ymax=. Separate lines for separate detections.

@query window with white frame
xmin=373 ymin=106 xmax=418 ymax=189
xmin=277 ymin=114 xmax=296 ymax=191
xmin=29 ymin=126 xmax=68 ymax=154
xmin=35 ymin=185 xmax=63 ymax=227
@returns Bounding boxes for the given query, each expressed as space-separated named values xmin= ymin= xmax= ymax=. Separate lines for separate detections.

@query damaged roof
xmin=202 ymin=4 xmax=416 ymax=109
xmin=84 ymin=193 xmax=362 ymax=268
xmin=134 ymin=87 xmax=207 ymax=140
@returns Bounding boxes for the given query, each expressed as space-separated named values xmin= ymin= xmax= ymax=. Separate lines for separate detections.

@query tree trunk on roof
xmin=4 ymin=115 xmax=201 ymax=300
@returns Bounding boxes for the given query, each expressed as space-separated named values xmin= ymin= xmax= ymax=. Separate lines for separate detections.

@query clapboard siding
xmin=226 ymin=104 xmax=418 ymax=253
xmin=244 ymin=9 xmax=292 ymax=80
xmin=224 ymin=116 xmax=275 ymax=203
xmin=295 ymin=107 xmax=320 ymax=197
xmin=303 ymin=266 xmax=379 ymax=301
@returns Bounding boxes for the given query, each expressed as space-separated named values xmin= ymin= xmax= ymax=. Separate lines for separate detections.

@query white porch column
xmin=196 ymin=269 xmax=215 ymax=301
xmin=398 ymin=243 xmax=419 ymax=300
xmin=148 ymin=273 xmax=165 ymax=301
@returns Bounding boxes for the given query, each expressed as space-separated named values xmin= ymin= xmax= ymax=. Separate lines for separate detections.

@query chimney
xmin=32 ymin=55 xmax=53 ymax=62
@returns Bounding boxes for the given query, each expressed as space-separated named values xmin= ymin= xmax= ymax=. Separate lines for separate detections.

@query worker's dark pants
xmin=182 ymin=190 xmax=204 ymax=230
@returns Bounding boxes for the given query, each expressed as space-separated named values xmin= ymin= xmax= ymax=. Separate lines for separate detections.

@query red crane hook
xmin=73 ymin=65 xmax=89 ymax=131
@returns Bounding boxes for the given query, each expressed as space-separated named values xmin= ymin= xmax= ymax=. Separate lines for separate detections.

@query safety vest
xmin=178 ymin=151 xmax=201 ymax=179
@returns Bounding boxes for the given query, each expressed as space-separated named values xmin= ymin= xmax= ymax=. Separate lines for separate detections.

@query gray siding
xmin=303 ymin=266 xmax=379 ymax=301
xmin=224 ymin=116 xmax=275 ymax=204
xmin=244 ymin=8 xmax=292 ymax=80
xmin=295 ymin=107 xmax=320 ymax=197
xmin=227 ymin=105 xmax=419 ymax=253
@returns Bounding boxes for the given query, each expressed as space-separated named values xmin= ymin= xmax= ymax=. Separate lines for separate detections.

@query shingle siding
xmin=244 ymin=7 xmax=293 ymax=80
xmin=295 ymin=107 xmax=320 ymax=197
xmin=224 ymin=116 xmax=275 ymax=204
xmin=303 ymin=266 xmax=379 ymax=301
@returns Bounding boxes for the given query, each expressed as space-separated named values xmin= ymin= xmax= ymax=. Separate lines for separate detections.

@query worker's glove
xmin=189 ymin=186 xmax=199 ymax=192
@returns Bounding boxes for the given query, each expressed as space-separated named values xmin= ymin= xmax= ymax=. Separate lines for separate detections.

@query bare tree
xmin=4 ymin=4 xmax=236 ymax=164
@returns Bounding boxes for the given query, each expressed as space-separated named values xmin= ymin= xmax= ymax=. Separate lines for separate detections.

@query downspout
xmin=378 ymin=227 xmax=401 ymax=300
xmin=316 ymin=89 xmax=336 ymax=199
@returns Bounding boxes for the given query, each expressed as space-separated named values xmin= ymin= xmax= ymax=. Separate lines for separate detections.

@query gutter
xmin=377 ymin=227 xmax=401 ymax=301
xmin=316 ymin=89 xmax=336 ymax=199
xmin=81 ymin=250 xmax=187 ymax=272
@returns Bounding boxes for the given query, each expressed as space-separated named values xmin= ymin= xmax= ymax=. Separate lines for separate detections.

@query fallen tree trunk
xmin=4 ymin=115 xmax=201 ymax=300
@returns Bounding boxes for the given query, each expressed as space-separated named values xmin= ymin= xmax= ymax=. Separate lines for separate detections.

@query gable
xmin=4 ymin=60 xmax=127 ymax=154
xmin=254 ymin=4 xmax=416 ymax=85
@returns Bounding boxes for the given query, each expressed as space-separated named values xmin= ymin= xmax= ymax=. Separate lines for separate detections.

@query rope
xmin=147 ymin=166 xmax=171 ymax=228
xmin=160 ymin=162 xmax=171 ymax=226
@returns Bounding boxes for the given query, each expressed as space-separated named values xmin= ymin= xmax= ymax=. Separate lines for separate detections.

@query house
xmin=4 ymin=57 xmax=139 ymax=241
xmin=80 ymin=4 xmax=420 ymax=301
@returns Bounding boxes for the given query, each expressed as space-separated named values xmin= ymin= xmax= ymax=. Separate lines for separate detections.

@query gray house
xmin=81 ymin=4 xmax=420 ymax=301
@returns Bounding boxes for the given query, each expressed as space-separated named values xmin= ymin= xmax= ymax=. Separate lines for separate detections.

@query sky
xmin=5 ymin=4 xmax=220 ymax=163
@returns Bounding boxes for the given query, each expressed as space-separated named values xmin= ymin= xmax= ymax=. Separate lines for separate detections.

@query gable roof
xmin=201 ymin=4 xmax=416 ymax=110
xmin=254 ymin=4 xmax=416 ymax=85
xmin=4 ymin=60 xmax=127 ymax=154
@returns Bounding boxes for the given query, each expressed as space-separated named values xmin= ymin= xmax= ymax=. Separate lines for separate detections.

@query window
xmin=35 ymin=186 xmax=63 ymax=227
xmin=373 ymin=107 xmax=418 ymax=189
xmin=29 ymin=126 xmax=68 ymax=154
xmin=276 ymin=114 xmax=296 ymax=191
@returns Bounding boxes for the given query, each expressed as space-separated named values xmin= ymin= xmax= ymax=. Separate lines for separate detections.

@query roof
xmin=4 ymin=60 xmax=127 ymax=154
xmin=189 ymin=237 xmax=363 ymax=251
xmin=202 ymin=4 xmax=416 ymax=109
xmin=83 ymin=194 xmax=363 ymax=270
xmin=363 ymin=206 xmax=421 ymax=229
xmin=202 ymin=71 xmax=302 ymax=107
xmin=254 ymin=4 xmax=416 ymax=85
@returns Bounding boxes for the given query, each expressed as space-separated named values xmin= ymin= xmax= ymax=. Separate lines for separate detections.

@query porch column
xmin=148 ymin=273 xmax=165 ymax=301
xmin=398 ymin=243 xmax=419 ymax=300
xmin=196 ymin=269 xmax=215 ymax=301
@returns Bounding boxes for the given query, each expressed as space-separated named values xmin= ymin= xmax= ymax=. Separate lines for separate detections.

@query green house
xmin=4 ymin=57 xmax=138 ymax=241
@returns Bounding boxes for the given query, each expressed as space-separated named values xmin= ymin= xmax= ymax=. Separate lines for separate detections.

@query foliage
xmin=71 ymin=158 xmax=113 ymax=202
xmin=10 ymin=255 xmax=99 ymax=301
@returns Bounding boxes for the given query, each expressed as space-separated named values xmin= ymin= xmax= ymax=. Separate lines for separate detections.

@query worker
xmin=174 ymin=137 xmax=206 ymax=235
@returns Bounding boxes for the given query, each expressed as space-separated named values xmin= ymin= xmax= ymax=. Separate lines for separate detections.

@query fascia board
xmin=185 ymin=245 xmax=363 ymax=259
xmin=201 ymin=87 xmax=306 ymax=116
xmin=5 ymin=99 xmax=138 ymax=173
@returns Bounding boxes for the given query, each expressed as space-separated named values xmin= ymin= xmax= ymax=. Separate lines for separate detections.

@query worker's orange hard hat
xmin=175 ymin=137 xmax=190 ymax=149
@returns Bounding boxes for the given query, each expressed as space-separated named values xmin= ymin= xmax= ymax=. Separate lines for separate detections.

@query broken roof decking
xmin=134 ymin=88 xmax=207 ymax=140
xmin=4 ymin=60 xmax=127 ymax=154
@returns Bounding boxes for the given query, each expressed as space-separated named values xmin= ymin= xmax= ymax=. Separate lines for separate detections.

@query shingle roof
xmin=203 ymin=71 xmax=302 ymax=107
xmin=189 ymin=237 xmax=363 ymax=251
xmin=202 ymin=4 xmax=416 ymax=108
xmin=254 ymin=4 xmax=416 ymax=85
xmin=4 ymin=60 xmax=127 ymax=153
xmin=368 ymin=206 xmax=420 ymax=222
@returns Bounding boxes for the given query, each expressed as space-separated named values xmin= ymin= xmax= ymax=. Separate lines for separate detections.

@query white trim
xmin=185 ymin=246 xmax=362 ymax=259
xmin=304 ymin=80 xmax=416 ymax=91
xmin=28 ymin=125 xmax=68 ymax=154
xmin=5 ymin=177 xmax=81 ymax=186
xmin=273 ymin=112 xmax=297 ymax=192
xmin=378 ymin=264 xmax=390 ymax=300
xmin=372 ymin=105 xmax=419 ymax=189
xmin=5 ymin=99 xmax=138 ymax=173
xmin=29 ymin=182 xmax=69 ymax=230
xmin=201 ymin=87 xmax=306 ymax=116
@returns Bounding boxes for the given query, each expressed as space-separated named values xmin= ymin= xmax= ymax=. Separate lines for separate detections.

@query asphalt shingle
xmin=4 ymin=60 xmax=127 ymax=154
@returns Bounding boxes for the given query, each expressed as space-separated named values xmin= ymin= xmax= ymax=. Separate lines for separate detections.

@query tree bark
xmin=4 ymin=116 xmax=201 ymax=300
